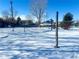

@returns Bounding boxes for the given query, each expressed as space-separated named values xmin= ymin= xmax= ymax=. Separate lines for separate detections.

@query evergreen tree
xmin=61 ymin=12 xmax=73 ymax=29
xmin=17 ymin=17 xmax=21 ymax=26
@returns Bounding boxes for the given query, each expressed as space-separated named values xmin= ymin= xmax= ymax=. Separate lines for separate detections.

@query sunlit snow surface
xmin=0 ymin=27 xmax=79 ymax=59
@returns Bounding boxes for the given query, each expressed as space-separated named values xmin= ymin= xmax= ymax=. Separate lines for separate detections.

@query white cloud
xmin=31 ymin=16 xmax=38 ymax=22
xmin=0 ymin=14 xmax=2 ymax=18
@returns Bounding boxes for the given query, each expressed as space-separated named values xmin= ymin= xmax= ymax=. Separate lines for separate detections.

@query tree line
xmin=0 ymin=17 xmax=36 ymax=28
xmin=0 ymin=12 xmax=79 ymax=30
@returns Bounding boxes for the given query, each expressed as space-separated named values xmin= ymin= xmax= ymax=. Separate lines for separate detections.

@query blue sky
xmin=0 ymin=0 xmax=79 ymax=21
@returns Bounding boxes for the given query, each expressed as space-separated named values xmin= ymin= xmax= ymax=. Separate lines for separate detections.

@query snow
xmin=0 ymin=55 xmax=11 ymax=59
xmin=0 ymin=27 xmax=79 ymax=59
xmin=37 ymin=57 xmax=48 ymax=59
xmin=0 ymin=33 xmax=8 ymax=38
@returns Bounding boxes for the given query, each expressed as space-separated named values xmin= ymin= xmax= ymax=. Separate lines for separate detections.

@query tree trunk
xmin=38 ymin=18 xmax=41 ymax=27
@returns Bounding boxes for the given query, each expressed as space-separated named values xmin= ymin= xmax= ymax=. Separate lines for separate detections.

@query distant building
xmin=40 ymin=20 xmax=55 ymax=27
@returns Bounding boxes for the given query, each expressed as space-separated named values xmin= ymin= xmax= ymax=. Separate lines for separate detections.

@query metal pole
xmin=55 ymin=11 xmax=59 ymax=48
xmin=51 ymin=19 xmax=53 ymax=31
xmin=24 ymin=23 xmax=25 ymax=32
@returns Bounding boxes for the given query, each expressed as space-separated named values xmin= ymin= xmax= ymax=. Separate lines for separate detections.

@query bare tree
xmin=9 ymin=0 xmax=17 ymax=31
xmin=30 ymin=0 xmax=47 ymax=26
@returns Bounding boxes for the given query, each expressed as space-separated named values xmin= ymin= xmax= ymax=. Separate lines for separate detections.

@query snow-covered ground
xmin=0 ymin=27 xmax=79 ymax=59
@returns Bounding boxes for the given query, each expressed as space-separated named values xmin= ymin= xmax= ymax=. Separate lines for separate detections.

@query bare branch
xmin=30 ymin=0 xmax=48 ymax=26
